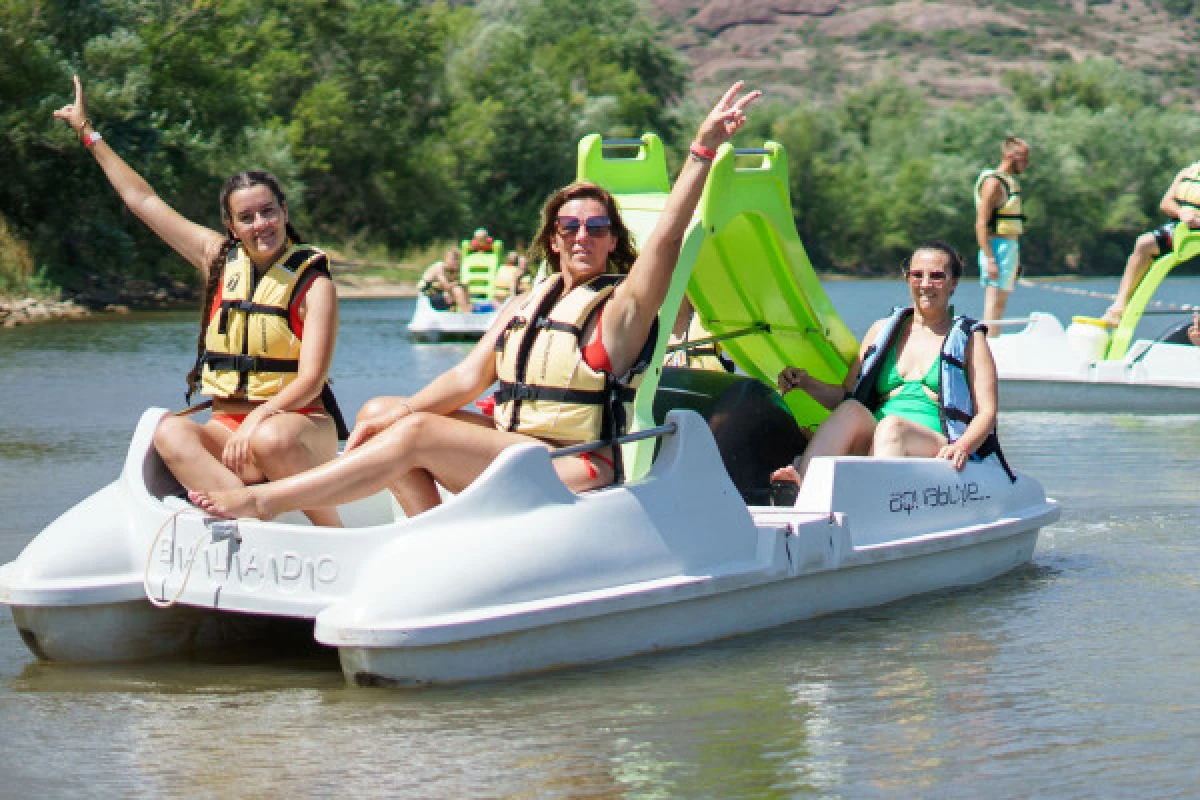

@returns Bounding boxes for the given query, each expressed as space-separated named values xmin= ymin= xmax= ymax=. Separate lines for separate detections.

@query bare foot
xmin=1101 ymin=305 xmax=1123 ymax=326
xmin=770 ymin=464 xmax=802 ymax=485
xmin=187 ymin=488 xmax=271 ymax=520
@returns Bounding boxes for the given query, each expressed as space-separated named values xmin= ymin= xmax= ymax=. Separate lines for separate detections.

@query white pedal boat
xmin=991 ymin=312 xmax=1200 ymax=413
xmin=0 ymin=406 xmax=1059 ymax=686
xmin=406 ymin=293 xmax=502 ymax=342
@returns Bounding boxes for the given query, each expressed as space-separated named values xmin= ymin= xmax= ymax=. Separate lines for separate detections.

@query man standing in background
xmin=975 ymin=136 xmax=1030 ymax=334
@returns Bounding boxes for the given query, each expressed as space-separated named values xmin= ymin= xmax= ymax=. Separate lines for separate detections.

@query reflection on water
xmin=3 ymin=289 xmax=1200 ymax=797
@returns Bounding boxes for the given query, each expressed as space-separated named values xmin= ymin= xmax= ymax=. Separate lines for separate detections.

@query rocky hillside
xmin=648 ymin=0 xmax=1200 ymax=104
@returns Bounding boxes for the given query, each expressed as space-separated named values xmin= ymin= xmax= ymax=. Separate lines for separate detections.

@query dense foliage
xmin=2 ymin=1 xmax=1198 ymax=298
xmin=0 ymin=0 xmax=684 ymax=295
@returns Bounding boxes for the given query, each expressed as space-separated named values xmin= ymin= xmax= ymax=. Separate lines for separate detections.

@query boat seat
xmin=652 ymin=368 xmax=808 ymax=504
xmin=1157 ymin=319 xmax=1194 ymax=346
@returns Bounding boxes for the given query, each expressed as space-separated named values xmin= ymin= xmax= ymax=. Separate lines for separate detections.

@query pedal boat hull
xmin=0 ymin=408 xmax=1058 ymax=685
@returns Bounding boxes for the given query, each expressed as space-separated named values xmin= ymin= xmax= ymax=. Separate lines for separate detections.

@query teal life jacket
xmin=853 ymin=307 xmax=1015 ymax=482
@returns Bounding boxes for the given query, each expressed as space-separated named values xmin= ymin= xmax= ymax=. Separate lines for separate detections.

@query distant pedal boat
xmin=991 ymin=312 xmax=1200 ymax=413
xmin=406 ymin=293 xmax=502 ymax=342
xmin=991 ymin=223 xmax=1200 ymax=413
xmin=0 ymin=407 xmax=1058 ymax=686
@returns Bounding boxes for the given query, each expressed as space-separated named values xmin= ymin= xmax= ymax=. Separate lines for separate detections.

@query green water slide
xmin=577 ymin=134 xmax=858 ymax=478
xmin=459 ymin=239 xmax=504 ymax=302
xmin=1106 ymin=223 xmax=1200 ymax=359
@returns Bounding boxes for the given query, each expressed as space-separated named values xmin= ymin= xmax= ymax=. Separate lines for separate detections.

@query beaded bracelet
xmin=83 ymin=131 xmax=103 ymax=150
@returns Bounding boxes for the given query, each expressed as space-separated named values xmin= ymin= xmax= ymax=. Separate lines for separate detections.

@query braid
xmin=185 ymin=236 xmax=237 ymax=401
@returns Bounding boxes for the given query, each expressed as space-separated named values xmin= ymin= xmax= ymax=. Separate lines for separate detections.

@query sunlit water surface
xmin=2 ymin=280 xmax=1199 ymax=798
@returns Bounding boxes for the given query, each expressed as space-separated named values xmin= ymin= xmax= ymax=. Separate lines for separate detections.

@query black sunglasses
xmin=555 ymin=215 xmax=612 ymax=237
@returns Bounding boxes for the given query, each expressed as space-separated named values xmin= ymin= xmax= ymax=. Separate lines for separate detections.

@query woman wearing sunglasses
xmin=191 ymin=82 xmax=761 ymax=521
xmin=54 ymin=76 xmax=345 ymax=527
xmin=772 ymin=241 xmax=1009 ymax=490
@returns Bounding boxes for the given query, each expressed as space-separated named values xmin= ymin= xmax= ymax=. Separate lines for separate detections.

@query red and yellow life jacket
xmin=199 ymin=244 xmax=328 ymax=400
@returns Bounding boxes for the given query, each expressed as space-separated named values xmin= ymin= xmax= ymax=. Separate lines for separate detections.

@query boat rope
xmin=143 ymin=508 xmax=207 ymax=609
xmin=1016 ymin=278 xmax=1200 ymax=312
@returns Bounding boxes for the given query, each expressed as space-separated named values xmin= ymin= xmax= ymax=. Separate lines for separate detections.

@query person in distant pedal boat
xmin=492 ymin=251 xmax=522 ymax=303
xmin=663 ymin=295 xmax=734 ymax=372
xmin=975 ymin=136 xmax=1030 ymax=335
xmin=468 ymin=227 xmax=494 ymax=253
xmin=1102 ymin=161 xmax=1200 ymax=325
xmin=189 ymin=82 xmax=762 ymax=522
xmin=516 ymin=254 xmax=535 ymax=294
xmin=417 ymin=248 xmax=471 ymax=311
xmin=54 ymin=75 xmax=345 ymax=526
xmin=1190 ymin=311 xmax=1200 ymax=347
xmin=772 ymin=242 xmax=1012 ymax=490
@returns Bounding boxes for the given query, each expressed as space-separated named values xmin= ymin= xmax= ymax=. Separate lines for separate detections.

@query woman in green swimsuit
xmin=772 ymin=242 xmax=1000 ymax=486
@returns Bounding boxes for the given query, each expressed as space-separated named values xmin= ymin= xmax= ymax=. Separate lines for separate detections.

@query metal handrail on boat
xmin=665 ymin=321 xmax=771 ymax=354
xmin=550 ymin=422 xmax=678 ymax=459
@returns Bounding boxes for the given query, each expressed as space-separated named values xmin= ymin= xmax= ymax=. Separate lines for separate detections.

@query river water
xmin=1 ymin=278 xmax=1199 ymax=798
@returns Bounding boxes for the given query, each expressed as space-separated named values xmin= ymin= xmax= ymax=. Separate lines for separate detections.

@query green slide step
xmin=577 ymin=134 xmax=857 ymax=479
xmin=460 ymin=239 xmax=504 ymax=302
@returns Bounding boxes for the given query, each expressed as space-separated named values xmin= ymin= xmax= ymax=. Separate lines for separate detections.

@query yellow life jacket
xmin=492 ymin=264 xmax=520 ymax=302
xmin=664 ymin=312 xmax=733 ymax=372
xmin=493 ymin=274 xmax=657 ymax=454
xmin=974 ymin=168 xmax=1024 ymax=237
xmin=1173 ymin=162 xmax=1200 ymax=210
xmin=199 ymin=244 xmax=328 ymax=400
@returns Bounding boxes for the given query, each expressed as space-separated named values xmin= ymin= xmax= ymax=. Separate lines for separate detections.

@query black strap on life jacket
xmin=320 ymin=382 xmax=350 ymax=441
xmin=215 ymin=248 xmax=320 ymax=335
xmin=501 ymin=276 xmax=567 ymax=432
xmin=200 ymin=354 xmax=301 ymax=374
xmin=987 ymin=173 xmax=1027 ymax=228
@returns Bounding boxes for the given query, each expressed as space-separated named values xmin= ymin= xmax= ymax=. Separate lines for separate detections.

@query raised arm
xmin=53 ymin=75 xmax=224 ymax=271
xmin=602 ymin=82 xmax=761 ymax=374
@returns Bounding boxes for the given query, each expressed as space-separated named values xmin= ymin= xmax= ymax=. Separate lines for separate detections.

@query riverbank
xmin=333 ymin=275 xmax=418 ymax=299
xmin=0 ymin=296 xmax=91 ymax=328
xmin=0 ymin=275 xmax=420 ymax=328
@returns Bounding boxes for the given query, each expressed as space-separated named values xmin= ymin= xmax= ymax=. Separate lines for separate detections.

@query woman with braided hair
xmin=54 ymin=76 xmax=343 ymax=526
